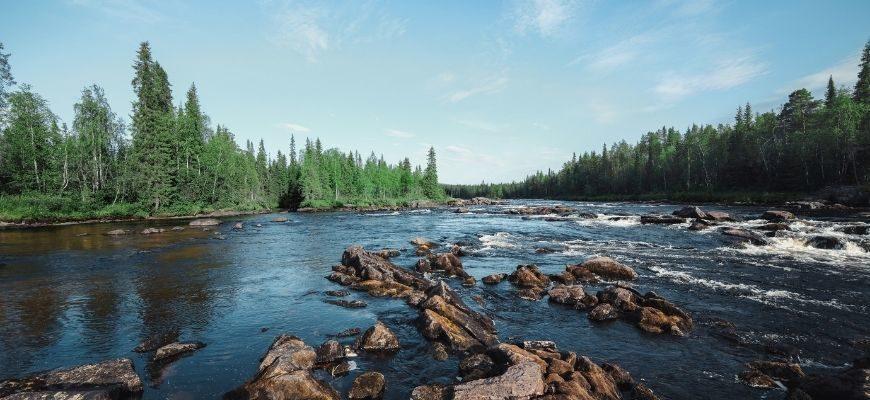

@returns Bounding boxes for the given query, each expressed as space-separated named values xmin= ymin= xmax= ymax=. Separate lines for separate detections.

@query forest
xmin=0 ymin=42 xmax=444 ymax=221
xmin=446 ymin=40 xmax=870 ymax=203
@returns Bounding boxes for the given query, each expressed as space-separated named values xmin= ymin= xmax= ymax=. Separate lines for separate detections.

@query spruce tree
xmin=855 ymin=40 xmax=870 ymax=104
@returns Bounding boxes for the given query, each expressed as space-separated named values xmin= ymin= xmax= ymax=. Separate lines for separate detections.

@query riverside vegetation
xmin=446 ymin=40 xmax=870 ymax=205
xmin=0 ymin=41 xmax=445 ymax=222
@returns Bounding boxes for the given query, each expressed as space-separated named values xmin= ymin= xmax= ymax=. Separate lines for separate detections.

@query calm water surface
xmin=1 ymin=200 xmax=868 ymax=399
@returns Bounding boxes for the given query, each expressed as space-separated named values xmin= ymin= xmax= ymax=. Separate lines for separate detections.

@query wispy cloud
xmin=654 ymin=56 xmax=768 ymax=101
xmin=443 ymin=145 xmax=505 ymax=168
xmin=511 ymin=0 xmax=579 ymax=38
xmin=280 ymin=122 xmax=311 ymax=133
xmin=447 ymin=74 xmax=509 ymax=103
xmin=570 ymin=34 xmax=654 ymax=71
xmin=385 ymin=129 xmax=414 ymax=139
xmin=785 ymin=55 xmax=860 ymax=94
xmin=454 ymin=118 xmax=505 ymax=133
xmin=265 ymin=1 xmax=407 ymax=62
xmin=69 ymin=0 xmax=163 ymax=23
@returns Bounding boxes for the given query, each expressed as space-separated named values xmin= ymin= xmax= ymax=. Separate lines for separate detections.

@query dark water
xmin=1 ymin=200 xmax=868 ymax=399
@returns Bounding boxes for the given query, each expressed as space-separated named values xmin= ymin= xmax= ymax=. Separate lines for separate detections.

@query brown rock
xmin=348 ymin=372 xmax=385 ymax=400
xmin=0 ymin=358 xmax=143 ymax=399
xmin=153 ymin=341 xmax=205 ymax=362
xmin=547 ymin=284 xmax=598 ymax=309
xmin=452 ymin=361 xmax=545 ymax=400
xmin=579 ymin=257 xmax=637 ymax=281
xmin=188 ymin=218 xmax=221 ymax=226
xmin=761 ymin=210 xmax=795 ymax=222
xmin=355 ymin=321 xmax=400 ymax=352
xmin=315 ymin=340 xmax=346 ymax=364
xmin=588 ymin=304 xmax=619 ymax=321
xmin=482 ymin=273 xmax=507 ymax=284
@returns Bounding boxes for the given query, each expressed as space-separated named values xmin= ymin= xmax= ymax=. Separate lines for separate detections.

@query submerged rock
xmin=153 ymin=341 xmax=206 ymax=363
xmin=189 ymin=218 xmax=221 ymax=226
xmin=348 ymin=371 xmax=386 ymax=400
xmin=838 ymin=225 xmax=869 ymax=235
xmin=738 ymin=360 xmax=805 ymax=388
xmin=105 ymin=229 xmax=128 ymax=235
xmin=232 ymin=222 xmax=244 ymax=230
xmin=640 ymin=214 xmax=685 ymax=224
xmin=272 ymin=217 xmax=288 ymax=223
xmin=330 ymin=328 xmax=362 ymax=338
xmin=722 ymin=228 xmax=769 ymax=246
xmin=688 ymin=219 xmax=713 ymax=231
xmin=141 ymin=227 xmax=165 ymax=234
xmin=0 ymin=358 xmax=143 ymax=399
xmin=355 ymin=321 xmax=400 ymax=352
xmin=788 ymin=357 xmax=868 ymax=400
xmin=324 ymin=299 xmax=368 ymax=308
xmin=806 ymin=235 xmax=846 ymax=250
xmin=133 ymin=330 xmax=180 ymax=353
xmin=482 ymin=273 xmax=507 ymax=284
xmin=756 ymin=223 xmax=790 ymax=232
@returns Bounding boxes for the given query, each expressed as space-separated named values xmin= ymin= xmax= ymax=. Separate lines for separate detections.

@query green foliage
xmin=0 ymin=41 xmax=444 ymax=221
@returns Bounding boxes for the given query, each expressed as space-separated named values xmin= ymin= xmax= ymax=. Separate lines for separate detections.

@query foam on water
xmin=648 ymin=265 xmax=852 ymax=313
xmin=477 ymin=232 xmax=518 ymax=251
xmin=574 ymin=214 xmax=641 ymax=228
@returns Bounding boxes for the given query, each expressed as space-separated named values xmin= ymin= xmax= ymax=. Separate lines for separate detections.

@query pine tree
xmin=422 ymin=146 xmax=441 ymax=198
xmin=0 ymin=41 xmax=14 ymax=114
xmin=855 ymin=40 xmax=870 ymax=104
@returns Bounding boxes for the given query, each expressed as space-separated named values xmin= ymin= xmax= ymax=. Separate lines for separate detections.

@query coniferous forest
xmin=0 ymin=42 xmax=444 ymax=220
xmin=446 ymin=40 xmax=870 ymax=203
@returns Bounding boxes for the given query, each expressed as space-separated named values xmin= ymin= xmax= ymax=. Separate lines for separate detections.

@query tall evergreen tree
xmin=855 ymin=40 xmax=870 ymax=104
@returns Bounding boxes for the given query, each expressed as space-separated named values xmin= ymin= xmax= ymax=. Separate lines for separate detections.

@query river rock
xmin=331 ymin=328 xmax=362 ymax=338
xmin=508 ymin=265 xmax=550 ymax=289
xmin=761 ymin=210 xmax=795 ymax=222
xmin=459 ymin=353 xmax=496 ymax=382
xmin=838 ymin=225 xmax=869 ymax=235
xmin=673 ymin=206 xmax=708 ymax=219
xmin=153 ymin=341 xmax=206 ymax=362
xmin=688 ymin=219 xmax=712 ymax=231
xmin=739 ymin=360 xmax=805 ymax=388
xmin=0 ymin=358 xmax=143 ymax=399
xmin=232 ymin=222 xmax=243 ymax=230
xmin=454 ymin=207 xmax=470 ymax=213
xmin=807 ymin=235 xmax=846 ymax=250
xmin=355 ymin=321 xmax=400 ymax=352
xmin=133 ymin=330 xmax=180 ymax=352
xmin=273 ymin=217 xmax=288 ymax=223
xmin=450 ymin=244 xmax=465 ymax=257
xmin=338 ymin=245 xmax=430 ymax=292
xmin=589 ymin=303 xmax=620 ymax=321
xmin=788 ymin=357 xmax=868 ymax=400
xmin=141 ymin=227 xmax=165 ymax=234
xmin=579 ymin=256 xmax=637 ymax=281
xmin=564 ymin=264 xmax=600 ymax=284
xmin=347 ymin=372 xmax=385 ymax=400
xmin=189 ymin=218 xmax=221 ymax=226
xmin=325 ymin=290 xmax=350 ymax=297
xmin=411 ymin=384 xmax=451 ymax=400
xmin=452 ymin=361 xmax=545 ymax=400
xmin=432 ymin=253 xmax=467 ymax=278
xmin=432 ymin=342 xmax=449 ymax=361
xmin=547 ymin=284 xmax=598 ymax=309
xmin=705 ymin=211 xmax=734 ymax=221
xmin=756 ymin=223 xmax=790 ymax=232
xmin=324 ymin=299 xmax=367 ymax=308
xmin=315 ymin=340 xmax=346 ymax=364
xmin=640 ymin=214 xmax=685 ymax=224
xmin=722 ymin=228 xmax=769 ymax=245
xmin=482 ymin=273 xmax=507 ymax=284
xmin=374 ymin=249 xmax=400 ymax=259
xmin=105 ymin=229 xmax=127 ymax=235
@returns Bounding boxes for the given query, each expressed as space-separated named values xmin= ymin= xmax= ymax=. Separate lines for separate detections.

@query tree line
xmin=0 ymin=42 xmax=443 ymax=220
xmin=446 ymin=40 xmax=870 ymax=201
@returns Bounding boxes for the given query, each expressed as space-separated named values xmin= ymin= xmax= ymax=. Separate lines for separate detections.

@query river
xmin=0 ymin=200 xmax=868 ymax=399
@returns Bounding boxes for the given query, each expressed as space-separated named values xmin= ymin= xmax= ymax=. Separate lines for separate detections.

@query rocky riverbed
xmin=0 ymin=200 xmax=867 ymax=399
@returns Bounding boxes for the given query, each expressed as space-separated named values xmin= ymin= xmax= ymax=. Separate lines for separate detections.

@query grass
xmin=0 ymin=194 xmax=269 ymax=224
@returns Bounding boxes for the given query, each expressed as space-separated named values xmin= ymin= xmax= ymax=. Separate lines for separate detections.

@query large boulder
xmin=355 ymin=321 xmax=400 ymax=352
xmin=507 ymin=265 xmax=550 ymax=289
xmin=452 ymin=361 xmax=545 ymax=400
xmin=788 ymin=358 xmax=868 ymax=400
xmin=0 ymin=359 xmax=143 ymax=399
xmin=578 ymin=257 xmax=637 ymax=281
xmin=347 ymin=372 xmax=386 ymax=400
xmin=189 ymin=218 xmax=221 ymax=226
xmin=806 ymin=236 xmax=846 ymax=250
xmin=225 ymin=335 xmax=338 ymax=400
xmin=482 ymin=273 xmax=507 ymax=284
xmin=761 ymin=210 xmax=795 ymax=222
xmin=315 ymin=340 xmax=346 ymax=365
xmin=673 ymin=206 xmax=707 ymax=219
xmin=419 ymin=287 xmax=498 ymax=350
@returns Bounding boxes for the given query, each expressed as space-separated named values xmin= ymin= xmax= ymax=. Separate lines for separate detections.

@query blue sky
xmin=2 ymin=0 xmax=868 ymax=184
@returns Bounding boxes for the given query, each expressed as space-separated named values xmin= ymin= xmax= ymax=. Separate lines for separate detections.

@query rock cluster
xmin=507 ymin=265 xmax=551 ymax=300
xmin=589 ymin=286 xmax=693 ymax=336
xmin=413 ymin=341 xmax=661 ymax=400
xmin=448 ymin=197 xmax=505 ymax=206
xmin=189 ymin=218 xmax=221 ymax=226
xmin=0 ymin=358 xmax=143 ymax=399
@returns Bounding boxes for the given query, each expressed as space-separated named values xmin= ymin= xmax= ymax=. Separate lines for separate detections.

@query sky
xmin=1 ymin=0 xmax=868 ymax=184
